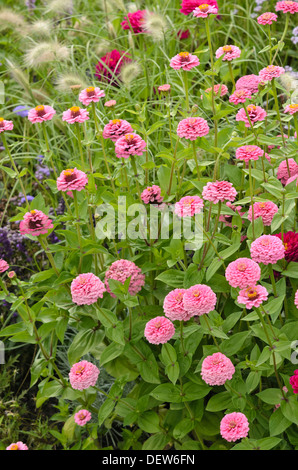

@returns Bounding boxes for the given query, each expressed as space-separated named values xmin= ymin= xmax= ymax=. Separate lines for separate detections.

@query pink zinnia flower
xmin=6 ymin=442 xmax=28 ymax=450
xmin=175 ymin=195 xmax=204 ymax=217
xmin=225 ymin=258 xmax=261 ymax=289
xmin=247 ymin=201 xmax=279 ymax=226
xmin=95 ymin=50 xmax=131 ymax=83
xmin=295 ymin=289 xmax=298 ymax=309
xmin=277 ymin=158 xmax=298 ymax=185
xmin=27 ymin=105 xmax=56 ymax=124
xmin=284 ymin=104 xmax=298 ymax=115
xmin=202 ymin=180 xmax=237 ymax=204
xmin=74 ymin=409 xmax=92 ymax=426
xmin=78 ymin=86 xmax=105 ymax=106
xmin=259 ymin=65 xmax=285 ymax=81
xmin=215 ymin=45 xmax=241 ymax=61
xmin=62 ymin=106 xmax=89 ymax=124
xmin=286 ymin=174 xmax=298 ymax=186
xmin=274 ymin=232 xmax=298 ymax=262
xmin=141 ymin=185 xmax=164 ymax=205
xmin=69 ymin=360 xmax=100 ymax=390
xmin=193 ymin=4 xmax=218 ymax=17
xmin=163 ymin=288 xmax=191 ymax=321
xmin=237 ymin=285 xmax=269 ymax=309
xmin=71 ymin=273 xmax=106 ymax=305
xmin=0 ymin=117 xmax=13 ymax=133
xmin=105 ymin=259 xmax=145 ymax=297
xmin=275 ymin=1 xmax=298 ymax=14
xmin=177 ymin=117 xmax=209 ymax=140
xmin=121 ymin=10 xmax=147 ymax=34
xmin=7 ymin=271 xmax=16 ymax=279
xmin=177 ymin=29 xmax=191 ymax=39
xmin=203 ymin=84 xmax=228 ymax=98
xmin=104 ymin=100 xmax=116 ymax=107
xmin=0 ymin=259 xmax=9 ymax=273
xmin=115 ymin=133 xmax=146 ymax=159
xmin=158 ymin=84 xmax=171 ymax=93
xmin=250 ymin=234 xmax=285 ymax=265
xmin=57 ymin=168 xmax=88 ymax=192
xmin=236 ymin=105 xmax=267 ymax=127
xmin=19 ymin=210 xmax=53 ymax=237
xmin=290 ymin=370 xmax=298 ymax=394
xmin=257 ymin=12 xmax=278 ymax=24
xmin=236 ymin=74 xmax=263 ymax=94
xmin=170 ymin=52 xmax=200 ymax=71
xmin=235 ymin=145 xmax=264 ymax=162
xmin=201 ymin=352 xmax=235 ymax=386
xmin=229 ymin=89 xmax=252 ymax=105
xmin=220 ymin=412 xmax=249 ymax=442
xmin=144 ymin=316 xmax=175 ymax=344
xmin=183 ymin=284 xmax=217 ymax=316
xmin=102 ymin=119 xmax=134 ymax=142
xmin=180 ymin=0 xmax=218 ymax=15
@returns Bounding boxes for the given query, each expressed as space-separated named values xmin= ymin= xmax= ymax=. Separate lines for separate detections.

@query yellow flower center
xmin=266 ymin=65 xmax=276 ymax=71
xmin=35 ymin=105 xmax=44 ymax=112
xmin=9 ymin=444 xmax=19 ymax=450
xmin=0 ymin=117 xmax=4 ymax=122
xmin=247 ymin=105 xmax=257 ymax=111
xmin=284 ymin=242 xmax=288 ymax=251
xmin=112 ymin=119 xmax=121 ymax=125
xmin=179 ymin=52 xmax=190 ymax=58
xmin=75 ymin=365 xmax=85 ymax=375
xmin=222 ymin=46 xmax=232 ymax=52
xmin=289 ymin=104 xmax=298 ymax=109
xmin=63 ymin=169 xmax=75 ymax=176
xmin=193 ymin=290 xmax=201 ymax=298
xmin=30 ymin=210 xmax=36 ymax=215
xmin=125 ymin=133 xmax=134 ymax=141
xmin=199 ymin=4 xmax=210 ymax=11
xmin=78 ymin=411 xmax=86 ymax=420
xmin=245 ymin=287 xmax=258 ymax=299
xmin=237 ymin=262 xmax=247 ymax=272
xmin=86 ymin=86 xmax=95 ymax=93
xmin=258 ymin=202 xmax=266 ymax=209
xmin=261 ymin=238 xmax=270 ymax=246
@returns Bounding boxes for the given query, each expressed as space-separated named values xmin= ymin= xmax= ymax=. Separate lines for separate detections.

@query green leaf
xmin=173 ymin=418 xmax=194 ymax=440
xmin=138 ymin=411 xmax=161 ymax=433
xmin=256 ymin=388 xmax=283 ymax=405
xmin=281 ymin=396 xmax=298 ymax=425
xmin=68 ymin=329 xmax=105 ymax=365
xmin=142 ymin=433 xmax=169 ymax=450
xmin=269 ymin=406 xmax=291 ymax=436
xmin=100 ymin=343 xmax=124 ymax=366
xmin=155 ymin=270 xmax=184 ymax=288
xmin=206 ymin=391 xmax=233 ymax=412
xmin=150 ymin=384 xmax=182 ymax=403
xmin=98 ymin=399 xmax=116 ymax=427
xmin=220 ymin=331 xmax=250 ymax=356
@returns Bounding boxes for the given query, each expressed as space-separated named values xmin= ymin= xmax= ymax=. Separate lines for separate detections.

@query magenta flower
xmin=235 ymin=145 xmax=264 ymax=162
xmin=215 ymin=45 xmax=241 ymax=61
xmin=95 ymin=49 xmax=131 ymax=83
xmin=237 ymin=285 xmax=269 ymax=309
xmin=0 ymin=117 xmax=13 ymax=133
xmin=193 ymin=4 xmax=218 ymax=17
xmin=104 ymin=100 xmax=116 ymax=108
xmin=74 ymin=409 xmax=92 ymax=426
xmin=170 ymin=52 xmax=200 ymax=71
xmin=250 ymin=234 xmax=285 ymax=265
xmin=220 ymin=412 xmax=249 ymax=442
xmin=201 ymin=352 xmax=235 ymax=386
xmin=180 ymin=0 xmax=218 ymax=15
xmin=259 ymin=65 xmax=285 ymax=81
xmin=62 ymin=106 xmax=89 ymax=124
xmin=163 ymin=288 xmax=191 ymax=321
xmin=183 ymin=284 xmax=217 ymax=316
xmin=141 ymin=185 xmax=164 ymax=205
xmin=277 ymin=158 xmax=298 ymax=185
xmin=274 ymin=232 xmax=298 ymax=262
xmin=290 ymin=370 xmax=298 ymax=394
xmin=202 ymin=180 xmax=237 ymax=204
xmin=115 ymin=133 xmax=146 ymax=159
xmin=71 ymin=273 xmax=106 ymax=305
xmin=248 ymin=201 xmax=279 ymax=226
xmin=121 ymin=10 xmax=147 ymax=34
xmin=175 ymin=195 xmax=204 ymax=217
xmin=6 ymin=442 xmax=28 ymax=450
xmin=225 ymin=258 xmax=261 ymax=289
xmin=78 ymin=86 xmax=105 ymax=106
xmin=102 ymin=119 xmax=133 ymax=142
xmin=295 ymin=289 xmax=298 ymax=309
xmin=144 ymin=316 xmax=175 ymax=344
xmin=0 ymin=259 xmax=9 ymax=273
xmin=236 ymin=105 xmax=267 ymax=127
xmin=177 ymin=117 xmax=209 ymax=140
xmin=229 ymin=89 xmax=252 ymax=105
xmin=57 ymin=168 xmax=88 ymax=192
xmin=105 ymin=259 xmax=145 ymax=297
xmin=275 ymin=1 xmax=298 ymax=14
xmin=177 ymin=29 xmax=191 ymax=39
xmin=27 ymin=105 xmax=56 ymax=124
xmin=257 ymin=12 xmax=278 ymax=24
xmin=69 ymin=360 xmax=100 ymax=390
xmin=20 ymin=210 xmax=53 ymax=237
xmin=236 ymin=74 xmax=263 ymax=94
xmin=284 ymin=104 xmax=298 ymax=115
xmin=158 ymin=84 xmax=171 ymax=93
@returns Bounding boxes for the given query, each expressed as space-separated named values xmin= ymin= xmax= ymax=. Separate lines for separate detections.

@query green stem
xmin=249 ymin=160 xmax=255 ymax=240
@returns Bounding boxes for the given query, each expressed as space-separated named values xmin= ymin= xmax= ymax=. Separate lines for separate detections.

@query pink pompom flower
xmin=6 ymin=442 xmax=28 ymax=450
xmin=202 ymin=180 xmax=237 ymax=204
xmin=180 ymin=0 xmax=218 ymax=15
xmin=0 ymin=117 xmax=14 ymax=133
xmin=71 ymin=273 xmax=106 ymax=305
xmin=277 ymin=158 xmax=298 ymax=185
xmin=177 ymin=117 xmax=209 ymax=140
xmin=78 ymin=86 xmax=105 ymax=106
xmin=121 ymin=10 xmax=147 ymax=34
xmin=236 ymin=104 xmax=267 ymax=127
xmin=220 ymin=412 xmax=249 ymax=442
xmin=62 ymin=106 xmax=89 ymax=124
xmin=95 ymin=50 xmax=131 ymax=83
xmin=158 ymin=84 xmax=171 ymax=93
xmin=69 ymin=360 xmax=100 ymax=390
xmin=229 ymin=89 xmax=252 ymax=105
xmin=250 ymin=234 xmax=285 ymax=265
xmin=275 ymin=1 xmax=298 ymax=14
xmin=193 ymin=4 xmax=218 ymax=17
xmin=19 ymin=210 xmax=53 ymax=237
xmin=290 ymin=370 xmax=298 ymax=394
xmin=259 ymin=65 xmax=285 ymax=81
xmin=284 ymin=104 xmax=298 ymax=115
xmin=201 ymin=352 xmax=235 ymax=386
xmin=225 ymin=258 xmax=261 ymax=289
xmin=144 ymin=316 xmax=175 ymax=345
xmin=257 ymin=12 xmax=278 ymax=24
xmin=115 ymin=133 xmax=146 ymax=159
xmin=247 ymin=201 xmax=279 ymax=226
xmin=183 ymin=284 xmax=217 ymax=316
xmin=74 ymin=409 xmax=92 ymax=426
xmin=235 ymin=145 xmax=264 ymax=162
xmin=104 ymin=100 xmax=116 ymax=108
xmin=202 ymin=84 xmax=228 ymax=98
xmin=57 ymin=168 xmax=88 ymax=192
xmin=103 ymin=119 xmax=134 ymax=142
xmin=170 ymin=52 xmax=200 ymax=71
xmin=215 ymin=45 xmax=241 ymax=61
xmin=175 ymin=195 xmax=204 ymax=217
xmin=237 ymin=285 xmax=269 ymax=309
xmin=0 ymin=259 xmax=9 ymax=273
xmin=105 ymin=259 xmax=145 ymax=297
xmin=236 ymin=74 xmax=263 ymax=94
xmin=141 ymin=185 xmax=164 ymax=205
xmin=27 ymin=105 xmax=56 ymax=124
xmin=163 ymin=288 xmax=192 ymax=321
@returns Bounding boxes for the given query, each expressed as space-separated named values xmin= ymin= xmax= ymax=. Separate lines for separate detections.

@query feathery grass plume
xmin=279 ymin=72 xmax=298 ymax=101
xmin=0 ymin=8 xmax=26 ymax=33
xmin=120 ymin=61 xmax=141 ymax=88
xmin=143 ymin=11 xmax=168 ymax=42
xmin=55 ymin=73 xmax=88 ymax=94
xmin=24 ymin=41 xmax=70 ymax=68
xmin=45 ymin=0 xmax=73 ymax=15
xmin=95 ymin=40 xmax=112 ymax=58
xmin=108 ymin=0 xmax=126 ymax=11
xmin=126 ymin=2 xmax=139 ymax=12
xmin=25 ymin=19 xmax=53 ymax=38
xmin=6 ymin=59 xmax=48 ymax=102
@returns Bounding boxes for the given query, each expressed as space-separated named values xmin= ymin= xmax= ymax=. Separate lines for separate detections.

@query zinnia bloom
xmin=74 ymin=409 xmax=92 ymax=426
xmin=177 ymin=117 xmax=209 ymax=140
xmin=0 ymin=117 xmax=14 ymax=133
xmin=121 ymin=10 xmax=147 ymax=34
xmin=275 ymin=1 xmax=298 ymax=14
xmin=201 ymin=352 xmax=235 ymax=386
xmin=114 ymin=133 xmax=146 ymax=159
xmin=102 ymin=119 xmax=134 ymax=142
xmin=235 ymin=74 xmax=263 ymax=94
xmin=229 ymin=89 xmax=252 ymax=105
xmin=6 ymin=442 xmax=28 ymax=450
xmin=0 ymin=259 xmax=9 ymax=273
xmin=250 ymin=234 xmax=285 ymax=265
xmin=71 ymin=273 xmax=106 ymax=305
xmin=235 ymin=145 xmax=264 ymax=162
xmin=257 ymin=12 xmax=278 ymax=24
xmin=62 ymin=106 xmax=89 ymax=124
xmin=78 ymin=86 xmax=105 ymax=106
xmin=225 ymin=258 xmax=261 ymax=289
xmin=144 ymin=316 xmax=175 ymax=344
xmin=290 ymin=370 xmax=298 ymax=394
xmin=141 ymin=185 xmax=164 ymax=205
xmin=183 ymin=284 xmax=217 ymax=316
xmin=175 ymin=195 xmax=204 ymax=217
xmin=95 ymin=50 xmax=131 ymax=83
xmin=170 ymin=52 xmax=200 ymax=71
xmin=277 ymin=158 xmax=298 ymax=185
xmin=57 ymin=168 xmax=88 ymax=192
xmin=105 ymin=259 xmax=145 ymax=297
xmin=193 ymin=4 xmax=218 ymax=17
xmin=259 ymin=65 xmax=285 ymax=81
xmin=158 ymin=84 xmax=171 ymax=92
xmin=237 ymin=285 xmax=269 ymax=309
xmin=220 ymin=412 xmax=249 ymax=442
xmin=69 ymin=360 xmax=100 ymax=390
xmin=19 ymin=210 xmax=53 ymax=237
xmin=236 ymin=105 xmax=267 ymax=127
xmin=27 ymin=105 xmax=56 ymax=123
xmin=180 ymin=0 xmax=218 ymax=15
xmin=274 ymin=232 xmax=298 ymax=262
xmin=202 ymin=181 xmax=237 ymax=204
xmin=295 ymin=289 xmax=298 ymax=309
xmin=177 ymin=29 xmax=190 ymax=39
xmin=203 ymin=84 xmax=228 ymax=98
xmin=284 ymin=103 xmax=298 ymax=114
xmin=247 ymin=201 xmax=279 ymax=226
xmin=104 ymin=100 xmax=116 ymax=107
xmin=215 ymin=45 xmax=241 ymax=61
xmin=163 ymin=288 xmax=191 ymax=321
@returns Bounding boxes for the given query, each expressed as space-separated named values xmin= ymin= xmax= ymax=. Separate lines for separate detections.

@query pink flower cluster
xmin=177 ymin=117 xmax=209 ymax=140
xmin=175 ymin=195 xmax=204 ymax=217
xmin=0 ymin=259 xmax=9 ymax=273
xmin=235 ymin=145 xmax=264 ymax=162
xmin=104 ymin=259 xmax=145 ymax=297
xmin=215 ymin=45 xmax=241 ymax=61
xmin=183 ymin=284 xmax=217 ymax=316
xmin=20 ymin=210 xmax=53 ymax=237
xmin=250 ymin=235 xmax=285 ymax=265
xmin=170 ymin=52 xmax=200 ymax=71
xmin=180 ymin=0 xmax=218 ymax=15
xmin=95 ymin=49 xmax=131 ymax=83
xmin=144 ymin=316 xmax=175 ymax=344
xmin=236 ymin=105 xmax=267 ymax=127
xmin=257 ymin=12 xmax=278 ymax=24
xmin=220 ymin=412 xmax=249 ymax=442
xmin=229 ymin=89 xmax=252 ymax=105
xmin=57 ymin=168 xmax=88 ymax=192
xmin=201 ymin=352 xmax=235 ymax=386
xmin=275 ymin=1 xmax=298 ymax=14
xmin=28 ymin=105 xmax=56 ymax=123
xmin=141 ymin=185 xmax=164 ymax=205
xmin=203 ymin=84 xmax=228 ymax=98
xmin=0 ymin=117 xmax=14 ymax=133
xmin=193 ymin=4 xmax=218 ymax=17
xmin=6 ymin=441 xmax=28 ymax=450
xmin=247 ymin=201 xmax=279 ymax=226
xmin=163 ymin=288 xmax=191 ymax=321
xmin=121 ymin=10 xmax=147 ymax=34
xmin=74 ymin=409 xmax=92 ymax=426
xmin=237 ymin=285 xmax=268 ymax=309
xmin=259 ymin=65 xmax=285 ymax=81
xmin=277 ymin=158 xmax=298 ymax=185
xmin=225 ymin=258 xmax=261 ymax=289
xmin=79 ymin=87 xmax=105 ymax=106
xmin=103 ymin=119 xmax=134 ymax=142
xmin=202 ymin=180 xmax=237 ymax=204
xmin=290 ymin=370 xmax=298 ymax=394
xmin=115 ymin=133 xmax=146 ymax=159
xmin=71 ymin=273 xmax=106 ymax=305
xmin=69 ymin=360 xmax=100 ymax=390
xmin=235 ymin=74 xmax=263 ymax=94
xmin=284 ymin=104 xmax=298 ymax=115
xmin=62 ymin=106 xmax=89 ymax=124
